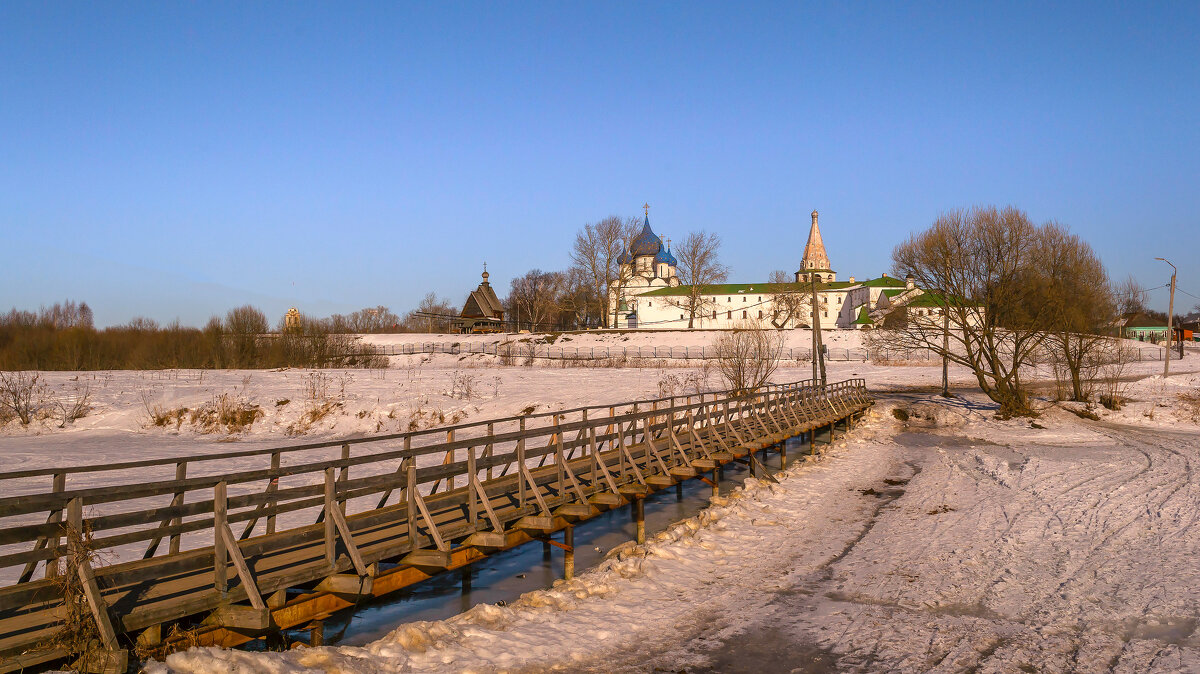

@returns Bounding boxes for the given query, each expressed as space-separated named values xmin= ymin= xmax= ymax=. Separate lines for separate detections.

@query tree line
xmin=0 ymin=304 xmax=389 ymax=370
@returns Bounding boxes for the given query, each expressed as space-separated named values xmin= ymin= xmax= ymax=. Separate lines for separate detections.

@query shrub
xmin=0 ymin=371 xmax=46 ymax=425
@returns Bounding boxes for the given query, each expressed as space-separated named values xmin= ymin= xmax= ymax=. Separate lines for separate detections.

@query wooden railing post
xmin=168 ymin=461 xmax=187 ymax=554
xmin=324 ymin=468 xmax=336 ymax=568
xmin=446 ymin=430 xmax=455 ymax=492
xmin=214 ymin=481 xmax=228 ymax=598
xmin=338 ymin=443 xmax=350 ymax=515
xmin=555 ymin=415 xmax=565 ymax=503
xmin=517 ymin=417 xmax=527 ymax=509
xmin=467 ymin=445 xmax=478 ymax=526
xmin=266 ymin=452 xmax=280 ymax=535
xmin=485 ymin=422 xmax=495 ymax=481
xmin=405 ymin=448 xmax=417 ymax=545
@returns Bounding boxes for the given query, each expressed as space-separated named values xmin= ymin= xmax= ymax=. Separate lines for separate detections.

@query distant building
xmin=608 ymin=206 xmax=948 ymax=330
xmin=284 ymin=307 xmax=302 ymax=332
xmin=453 ymin=267 xmax=505 ymax=333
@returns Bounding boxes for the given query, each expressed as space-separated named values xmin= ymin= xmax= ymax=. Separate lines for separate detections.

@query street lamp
xmin=1155 ymin=257 xmax=1177 ymax=378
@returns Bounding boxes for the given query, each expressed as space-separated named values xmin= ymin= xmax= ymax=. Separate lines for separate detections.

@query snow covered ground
xmin=5 ymin=330 xmax=1199 ymax=672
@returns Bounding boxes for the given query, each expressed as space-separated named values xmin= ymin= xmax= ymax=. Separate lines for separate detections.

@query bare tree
xmin=507 ymin=270 xmax=565 ymax=331
xmin=713 ymin=320 xmax=785 ymax=393
xmin=225 ymin=305 xmax=269 ymax=368
xmin=1115 ymin=274 xmax=1147 ymax=317
xmin=401 ymin=293 xmax=455 ymax=333
xmin=1038 ymin=224 xmax=1117 ymax=401
xmin=570 ymin=216 xmax=640 ymax=328
xmin=664 ymin=231 xmax=728 ymax=328
xmin=889 ymin=205 xmax=1063 ymax=417
xmin=766 ymin=269 xmax=810 ymax=329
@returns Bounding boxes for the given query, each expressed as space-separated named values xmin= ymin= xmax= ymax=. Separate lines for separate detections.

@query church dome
xmin=617 ymin=249 xmax=633 ymax=265
xmin=629 ymin=217 xmax=663 ymax=257
xmin=654 ymin=247 xmax=677 ymax=266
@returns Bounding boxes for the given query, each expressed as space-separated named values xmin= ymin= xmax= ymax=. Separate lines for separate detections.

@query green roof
xmin=882 ymin=289 xmax=904 ymax=298
xmin=903 ymin=291 xmax=973 ymax=308
xmin=640 ymin=281 xmax=854 ymax=297
xmin=859 ymin=276 xmax=908 ymax=288
xmin=853 ymin=306 xmax=874 ymax=325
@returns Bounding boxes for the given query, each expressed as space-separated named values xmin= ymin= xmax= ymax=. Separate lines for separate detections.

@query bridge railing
xmin=0 ymin=378 xmax=873 ymax=671
xmin=0 ymin=378 xmax=867 ymax=586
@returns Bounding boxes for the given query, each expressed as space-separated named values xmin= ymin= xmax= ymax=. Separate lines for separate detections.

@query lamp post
xmin=1155 ymin=257 xmax=1177 ymax=378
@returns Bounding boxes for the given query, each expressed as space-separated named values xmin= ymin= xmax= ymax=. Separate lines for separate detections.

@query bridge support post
xmin=563 ymin=526 xmax=575 ymax=581
xmin=711 ymin=468 xmax=719 ymax=497
xmin=809 ymin=430 xmax=815 ymax=455
xmin=675 ymin=482 xmax=683 ymax=501
xmin=780 ymin=441 xmax=787 ymax=469
xmin=633 ymin=497 xmax=645 ymax=545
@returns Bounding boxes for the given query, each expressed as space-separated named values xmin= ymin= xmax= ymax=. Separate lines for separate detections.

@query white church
xmin=608 ymin=207 xmax=949 ymax=330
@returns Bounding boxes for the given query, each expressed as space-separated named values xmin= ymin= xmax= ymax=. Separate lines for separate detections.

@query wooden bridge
xmin=0 ymin=378 xmax=872 ymax=672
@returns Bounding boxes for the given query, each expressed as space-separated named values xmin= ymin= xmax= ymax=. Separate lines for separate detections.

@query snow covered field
xmin=4 ymin=331 xmax=1199 ymax=672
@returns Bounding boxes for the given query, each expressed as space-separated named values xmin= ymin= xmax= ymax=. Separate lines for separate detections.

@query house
xmin=1119 ymin=313 xmax=1171 ymax=343
xmin=453 ymin=268 xmax=505 ymax=334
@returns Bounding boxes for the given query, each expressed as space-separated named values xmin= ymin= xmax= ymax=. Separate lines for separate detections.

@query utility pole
xmin=942 ymin=301 xmax=950 ymax=397
xmin=809 ymin=275 xmax=827 ymax=385
xmin=1157 ymin=257 xmax=1177 ymax=378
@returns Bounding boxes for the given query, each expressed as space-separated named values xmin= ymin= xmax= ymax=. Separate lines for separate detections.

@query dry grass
xmin=1178 ymin=391 xmax=1200 ymax=422
xmin=189 ymin=393 xmax=263 ymax=434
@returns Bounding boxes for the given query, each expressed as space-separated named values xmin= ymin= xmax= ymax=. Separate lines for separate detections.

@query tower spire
xmin=801 ymin=209 xmax=830 ymax=271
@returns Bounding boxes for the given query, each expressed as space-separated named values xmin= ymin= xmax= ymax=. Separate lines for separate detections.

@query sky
xmin=1 ymin=2 xmax=1198 ymax=327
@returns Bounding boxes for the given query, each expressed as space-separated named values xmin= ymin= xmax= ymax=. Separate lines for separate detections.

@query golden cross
xmin=643 ymin=202 xmax=650 ymax=216
xmin=665 ymin=236 xmax=671 ymax=250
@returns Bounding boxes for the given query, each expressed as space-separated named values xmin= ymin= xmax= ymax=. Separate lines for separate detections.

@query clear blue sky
xmin=2 ymin=2 xmax=1197 ymax=326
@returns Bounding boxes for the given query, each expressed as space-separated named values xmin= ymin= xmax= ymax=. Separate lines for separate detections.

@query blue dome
xmin=617 ymin=249 xmax=633 ymax=265
xmin=654 ymin=247 xmax=677 ymax=266
xmin=629 ymin=216 xmax=663 ymax=257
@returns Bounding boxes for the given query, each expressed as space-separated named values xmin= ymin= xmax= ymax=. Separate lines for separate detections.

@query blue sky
xmin=2 ymin=2 xmax=1197 ymax=326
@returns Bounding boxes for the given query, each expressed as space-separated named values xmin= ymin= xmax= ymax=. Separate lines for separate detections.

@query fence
xmin=338 ymin=342 xmax=1171 ymax=364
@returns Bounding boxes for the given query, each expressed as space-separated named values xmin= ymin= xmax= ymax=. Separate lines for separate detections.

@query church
xmin=608 ymin=207 xmax=940 ymax=330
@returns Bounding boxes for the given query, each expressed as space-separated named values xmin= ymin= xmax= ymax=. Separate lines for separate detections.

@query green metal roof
xmin=882 ymin=289 xmax=904 ymax=297
xmin=640 ymin=281 xmax=854 ymax=297
xmin=903 ymin=291 xmax=974 ymax=308
xmin=859 ymin=276 xmax=908 ymax=288
xmin=853 ymin=306 xmax=874 ymax=325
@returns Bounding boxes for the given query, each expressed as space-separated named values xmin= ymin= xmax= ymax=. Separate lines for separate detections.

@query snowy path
xmin=637 ymin=407 xmax=1200 ymax=672
xmin=158 ymin=394 xmax=1200 ymax=673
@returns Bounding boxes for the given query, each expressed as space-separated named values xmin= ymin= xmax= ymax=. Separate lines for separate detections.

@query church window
xmin=758 ymin=310 xmax=763 ymax=319
xmin=712 ymin=311 xmax=717 ymax=319
xmin=742 ymin=311 xmax=747 ymax=319
xmin=727 ymin=311 xmax=731 ymax=319
xmin=726 ymin=297 xmax=731 ymax=302
xmin=680 ymin=314 xmax=684 ymax=320
xmin=743 ymin=297 xmax=746 ymax=302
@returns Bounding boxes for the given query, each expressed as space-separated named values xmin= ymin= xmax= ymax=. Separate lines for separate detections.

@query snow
xmin=5 ymin=330 xmax=1200 ymax=671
